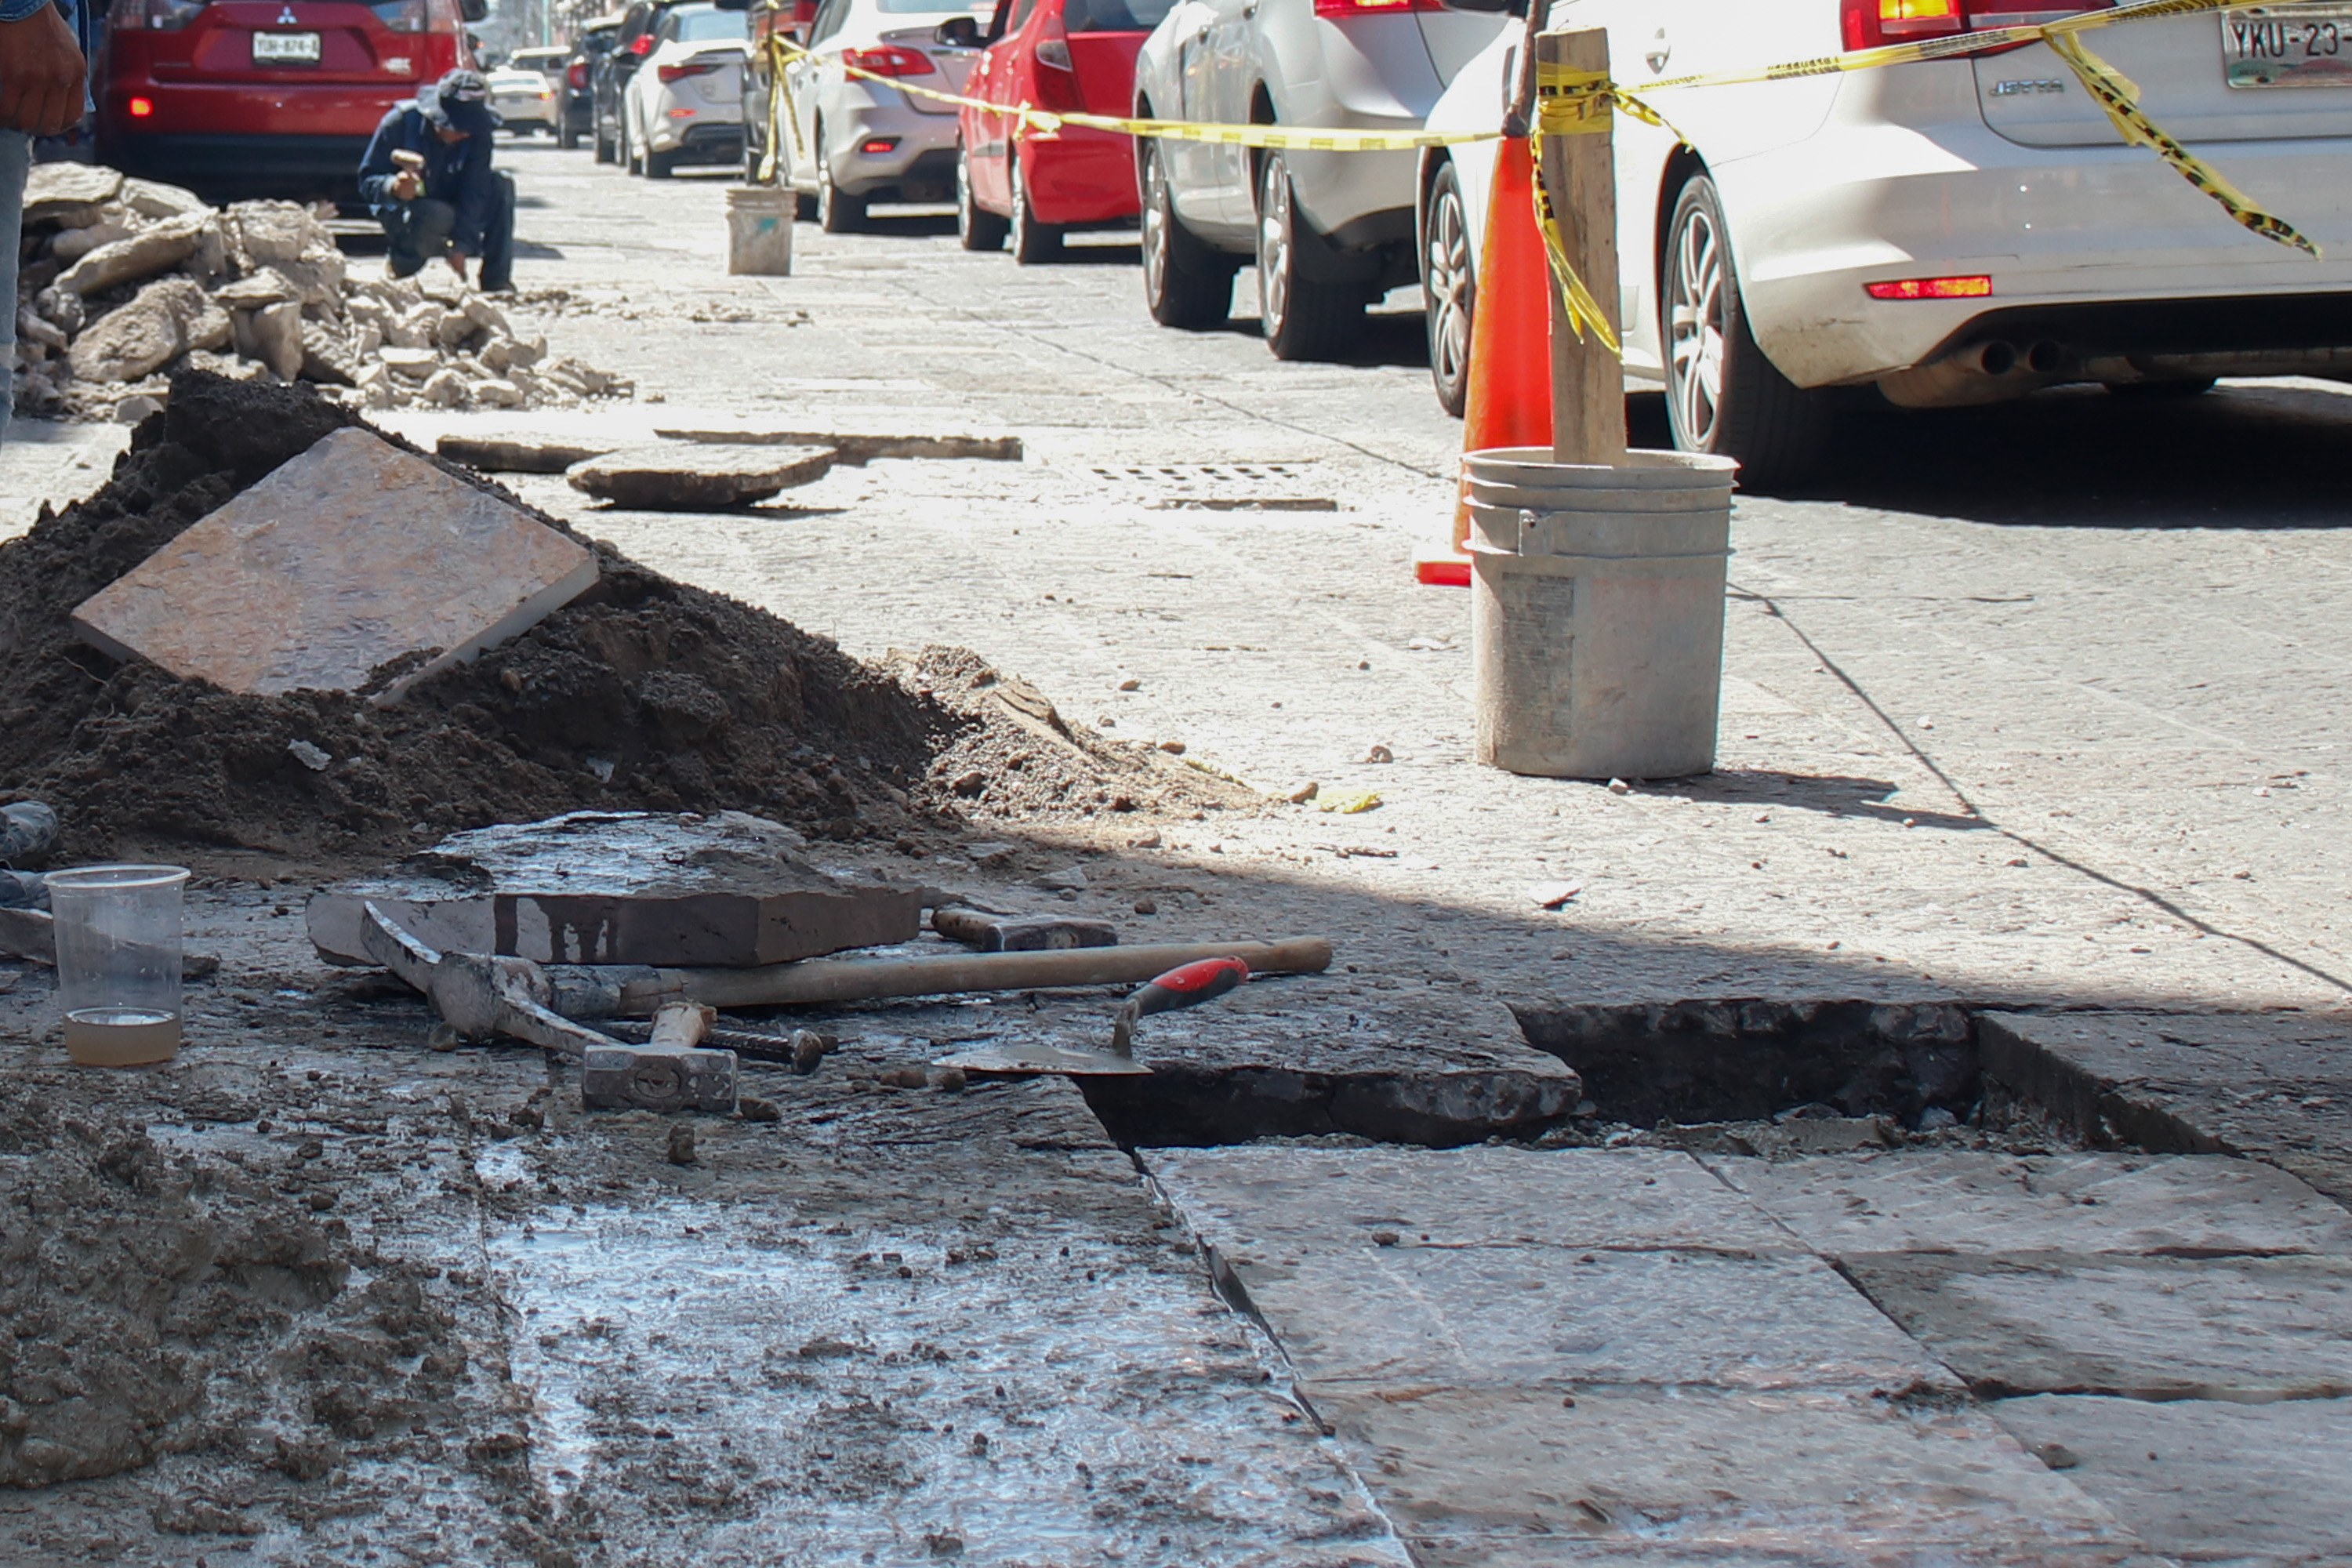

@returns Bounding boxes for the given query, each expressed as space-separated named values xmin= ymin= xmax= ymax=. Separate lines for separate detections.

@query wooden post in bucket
xmin=1534 ymin=26 xmax=1626 ymax=468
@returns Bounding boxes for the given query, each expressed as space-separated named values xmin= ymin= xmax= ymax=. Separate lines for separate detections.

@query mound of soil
xmin=0 ymin=376 xmax=1237 ymax=873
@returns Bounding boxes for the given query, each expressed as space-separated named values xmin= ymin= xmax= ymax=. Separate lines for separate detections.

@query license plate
xmin=2223 ymin=5 xmax=2352 ymax=89
xmin=253 ymin=30 xmax=322 ymax=64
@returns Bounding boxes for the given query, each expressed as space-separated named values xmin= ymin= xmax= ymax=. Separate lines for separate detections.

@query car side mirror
xmin=931 ymin=15 xmax=981 ymax=46
xmin=458 ymin=0 xmax=488 ymax=20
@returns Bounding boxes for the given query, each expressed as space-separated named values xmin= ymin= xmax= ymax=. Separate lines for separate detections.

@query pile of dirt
xmin=0 ymin=376 xmax=1240 ymax=872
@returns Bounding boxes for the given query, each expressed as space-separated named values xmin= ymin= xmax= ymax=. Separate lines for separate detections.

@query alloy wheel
xmin=1142 ymin=145 xmax=1173 ymax=303
xmin=1256 ymin=156 xmax=1293 ymax=341
xmin=1424 ymin=166 xmax=1472 ymax=416
xmin=1666 ymin=199 xmax=1727 ymax=451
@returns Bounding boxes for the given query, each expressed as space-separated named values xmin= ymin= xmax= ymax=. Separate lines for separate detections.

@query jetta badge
xmin=1990 ymin=78 xmax=2066 ymax=96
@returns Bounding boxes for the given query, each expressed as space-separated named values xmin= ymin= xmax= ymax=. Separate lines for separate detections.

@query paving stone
xmin=1842 ymin=1251 xmax=2352 ymax=1399
xmin=654 ymin=421 xmax=1023 ymax=464
xmin=1298 ymin=1385 xmax=2165 ymax=1567
xmin=71 ymin=426 xmax=597 ymax=701
xmin=1214 ymin=1243 xmax=1955 ymax=1394
xmin=437 ymin=432 xmax=615 ymax=474
xmin=1149 ymin=1145 xmax=1797 ymax=1256
xmin=118 ymin=176 xmax=209 ymax=220
xmin=307 ymin=809 xmax=921 ymax=967
xmin=55 ymin=212 xmax=209 ymax=296
xmin=1991 ymin=1393 xmax=2352 ymax=1567
xmin=1980 ymin=1012 xmax=2352 ymax=1205
xmin=566 ymin=443 xmax=836 ymax=508
xmin=1707 ymin=1150 xmax=2352 ymax=1259
xmin=23 ymin=162 xmax=122 ymax=223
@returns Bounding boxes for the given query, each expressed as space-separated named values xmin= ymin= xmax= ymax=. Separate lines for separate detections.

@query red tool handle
xmin=1128 ymin=956 xmax=1248 ymax=1019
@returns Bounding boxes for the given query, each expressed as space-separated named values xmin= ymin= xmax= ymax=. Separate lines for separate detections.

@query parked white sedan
xmin=624 ymin=1 xmax=752 ymax=177
xmin=1418 ymin=0 xmax=2352 ymax=483
xmin=488 ymin=67 xmax=559 ymax=135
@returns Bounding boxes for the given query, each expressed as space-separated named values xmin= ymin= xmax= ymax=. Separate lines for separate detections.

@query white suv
xmin=1419 ymin=0 xmax=2352 ymax=482
xmin=1131 ymin=0 xmax=1504 ymax=358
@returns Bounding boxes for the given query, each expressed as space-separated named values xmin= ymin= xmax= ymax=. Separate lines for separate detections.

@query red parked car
xmin=96 ymin=0 xmax=486 ymax=205
xmin=945 ymin=0 xmax=1170 ymax=263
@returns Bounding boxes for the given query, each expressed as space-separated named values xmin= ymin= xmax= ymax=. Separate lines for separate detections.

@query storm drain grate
xmin=1090 ymin=463 xmax=1339 ymax=512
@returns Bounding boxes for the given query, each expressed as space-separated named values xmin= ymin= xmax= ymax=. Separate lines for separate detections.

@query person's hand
xmin=0 ymin=4 xmax=87 ymax=138
xmin=391 ymin=170 xmax=423 ymax=200
xmin=447 ymin=249 xmax=470 ymax=281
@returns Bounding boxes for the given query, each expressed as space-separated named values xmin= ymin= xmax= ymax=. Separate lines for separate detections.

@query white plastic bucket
xmin=1467 ymin=447 xmax=1736 ymax=779
xmin=726 ymin=186 xmax=794 ymax=276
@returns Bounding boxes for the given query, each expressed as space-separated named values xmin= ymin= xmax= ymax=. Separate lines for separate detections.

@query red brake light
xmin=841 ymin=43 xmax=934 ymax=75
xmin=1865 ymin=274 xmax=1992 ymax=299
xmin=125 ymin=0 xmax=205 ymax=30
xmin=1029 ymin=4 xmax=1080 ymax=107
xmin=128 ymin=94 xmax=155 ymax=116
xmin=657 ymin=60 xmax=721 ymax=82
xmin=568 ymin=60 xmax=587 ymax=86
xmin=628 ymin=31 xmax=655 ymax=54
xmin=1841 ymin=0 xmax=2110 ymax=51
xmin=1312 ymin=0 xmax=1442 ymax=16
xmin=793 ymin=0 xmax=817 ymax=20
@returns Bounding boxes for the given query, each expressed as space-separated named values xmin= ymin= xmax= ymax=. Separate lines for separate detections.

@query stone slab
xmin=71 ymin=426 xmax=597 ymax=701
xmin=1707 ymin=1150 xmax=2352 ymax=1259
xmin=1298 ymin=1385 xmax=2165 ymax=1567
xmin=436 ymin=432 xmax=615 ymax=474
xmin=655 ymin=422 xmax=1024 ymax=464
xmin=1991 ymin=1393 xmax=2352 ymax=1567
xmin=1148 ymin=1145 xmax=1797 ymax=1256
xmin=565 ymin=443 xmax=835 ymax=508
xmin=307 ymin=810 xmax=921 ymax=967
xmin=1980 ymin=1011 xmax=2352 ymax=1205
xmin=1842 ymin=1250 xmax=2352 ymax=1399
xmin=1215 ymin=1243 xmax=1955 ymax=1394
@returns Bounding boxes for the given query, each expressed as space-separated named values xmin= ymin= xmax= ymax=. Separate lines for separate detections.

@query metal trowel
xmin=935 ymin=956 xmax=1250 ymax=1076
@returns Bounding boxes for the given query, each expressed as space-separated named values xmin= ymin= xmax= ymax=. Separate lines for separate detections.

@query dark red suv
xmin=96 ymin=0 xmax=486 ymax=204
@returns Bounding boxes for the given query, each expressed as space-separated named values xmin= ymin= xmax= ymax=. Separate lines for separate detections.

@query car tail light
xmin=568 ymin=60 xmax=587 ymax=87
xmin=370 ymin=0 xmax=426 ymax=33
xmin=841 ymin=43 xmax=935 ymax=75
xmin=793 ymin=0 xmax=818 ymax=23
xmin=1312 ymin=0 xmax=1443 ymax=16
xmin=1865 ymin=274 xmax=1992 ymax=299
xmin=128 ymin=94 xmax=155 ymax=116
xmin=1030 ymin=7 xmax=1081 ymax=109
xmin=1840 ymin=0 xmax=2110 ymax=51
xmin=119 ymin=0 xmax=205 ymax=31
xmin=423 ymin=0 xmax=459 ymax=35
xmin=859 ymin=136 xmax=898 ymax=152
xmin=629 ymin=31 xmax=655 ymax=53
xmin=658 ymin=60 xmax=720 ymax=82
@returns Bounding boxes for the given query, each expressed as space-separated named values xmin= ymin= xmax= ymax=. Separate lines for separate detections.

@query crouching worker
xmin=359 ymin=68 xmax=516 ymax=292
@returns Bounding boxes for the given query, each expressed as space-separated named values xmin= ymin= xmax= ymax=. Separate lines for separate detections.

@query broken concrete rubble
xmin=307 ymin=810 xmax=923 ymax=967
xmin=10 ymin=169 xmax=632 ymax=416
xmin=70 ymin=425 xmax=597 ymax=700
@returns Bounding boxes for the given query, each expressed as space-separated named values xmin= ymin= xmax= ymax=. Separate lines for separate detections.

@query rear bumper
xmin=1019 ymin=127 xmax=1138 ymax=227
xmin=1722 ymin=114 xmax=2352 ymax=387
xmin=826 ymin=90 xmax=961 ymax=199
xmin=646 ymin=106 xmax=744 ymax=155
xmin=94 ymin=130 xmax=375 ymax=201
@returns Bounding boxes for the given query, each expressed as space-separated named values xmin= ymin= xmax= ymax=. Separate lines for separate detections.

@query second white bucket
xmin=1467 ymin=446 xmax=1737 ymax=779
xmin=726 ymin=186 xmax=795 ymax=276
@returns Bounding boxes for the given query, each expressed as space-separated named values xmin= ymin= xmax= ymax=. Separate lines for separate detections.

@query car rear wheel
xmin=1140 ymin=140 xmax=1234 ymax=329
xmin=646 ymin=144 xmax=677 ymax=179
xmin=816 ymin=126 xmax=866 ymax=232
xmin=624 ymin=112 xmax=644 ymax=175
xmin=594 ymin=113 xmax=617 ymax=163
xmin=1256 ymin=152 xmax=1362 ymax=362
xmin=1008 ymin=153 xmax=1062 ymax=264
xmin=1421 ymin=158 xmax=1473 ymax=419
xmin=559 ymin=116 xmax=580 ymax=151
xmin=957 ymin=146 xmax=1007 ymax=251
xmin=1662 ymin=173 xmax=1831 ymax=488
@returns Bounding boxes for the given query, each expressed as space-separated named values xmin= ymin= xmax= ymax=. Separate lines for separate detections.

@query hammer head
xmin=581 ymin=1046 xmax=739 ymax=1114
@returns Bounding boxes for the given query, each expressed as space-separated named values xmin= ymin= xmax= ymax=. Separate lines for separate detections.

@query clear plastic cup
xmin=48 ymin=863 xmax=191 ymax=1067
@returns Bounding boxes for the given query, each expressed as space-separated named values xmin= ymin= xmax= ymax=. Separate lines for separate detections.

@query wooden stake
xmin=1535 ymin=27 xmax=1626 ymax=468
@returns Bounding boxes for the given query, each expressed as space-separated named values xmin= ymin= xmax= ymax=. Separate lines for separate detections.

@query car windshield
xmin=1063 ymin=0 xmax=1171 ymax=28
xmin=672 ymin=5 xmax=748 ymax=37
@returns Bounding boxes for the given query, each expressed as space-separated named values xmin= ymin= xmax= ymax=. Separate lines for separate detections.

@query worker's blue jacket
xmin=358 ymin=102 xmax=499 ymax=253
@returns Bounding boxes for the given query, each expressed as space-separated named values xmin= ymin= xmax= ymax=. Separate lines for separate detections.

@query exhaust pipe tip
xmin=2027 ymin=339 xmax=2065 ymax=375
xmin=1979 ymin=340 xmax=2018 ymax=377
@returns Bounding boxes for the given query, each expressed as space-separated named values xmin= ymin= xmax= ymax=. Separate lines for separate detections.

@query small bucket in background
xmin=49 ymin=863 xmax=191 ymax=1067
xmin=727 ymin=186 xmax=795 ymax=276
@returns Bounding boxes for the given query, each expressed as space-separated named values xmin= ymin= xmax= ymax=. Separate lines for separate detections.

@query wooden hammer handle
xmin=645 ymin=937 xmax=1333 ymax=1013
xmin=648 ymin=999 xmax=716 ymax=1049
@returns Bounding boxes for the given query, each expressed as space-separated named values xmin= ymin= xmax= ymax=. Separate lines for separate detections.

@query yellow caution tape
xmin=753 ymin=0 xmax=2321 ymax=264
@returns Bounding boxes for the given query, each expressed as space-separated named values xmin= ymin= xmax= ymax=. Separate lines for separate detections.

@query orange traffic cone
xmin=1417 ymin=134 xmax=1554 ymax=587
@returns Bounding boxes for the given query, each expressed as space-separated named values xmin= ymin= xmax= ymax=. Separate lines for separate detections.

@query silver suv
xmin=1130 ymin=0 xmax=1501 ymax=358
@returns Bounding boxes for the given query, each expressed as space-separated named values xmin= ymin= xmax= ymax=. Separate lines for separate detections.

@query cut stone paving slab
xmin=1705 ymin=1150 xmax=2352 ymax=1259
xmin=70 ymin=426 xmax=597 ymax=701
xmin=1843 ymin=1250 xmax=2352 ymax=1399
xmin=435 ymin=432 xmax=615 ymax=473
xmin=655 ymin=420 xmax=1024 ymax=464
xmin=1212 ymin=1244 xmax=1956 ymax=1394
xmin=565 ymin=442 xmax=836 ymax=508
xmin=1149 ymin=1145 xmax=1799 ymax=1256
xmin=1980 ymin=1011 xmax=2352 ymax=1204
xmin=307 ymin=809 xmax=921 ymax=967
xmin=1991 ymin=1393 xmax=2352 ymax=1567
xmin=1299 ymin=1385 xmax=2165 ymax=1568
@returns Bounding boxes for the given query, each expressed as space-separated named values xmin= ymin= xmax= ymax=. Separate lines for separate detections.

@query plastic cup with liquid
xmin=48 ymin=863 xmax=191 ymax=1067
